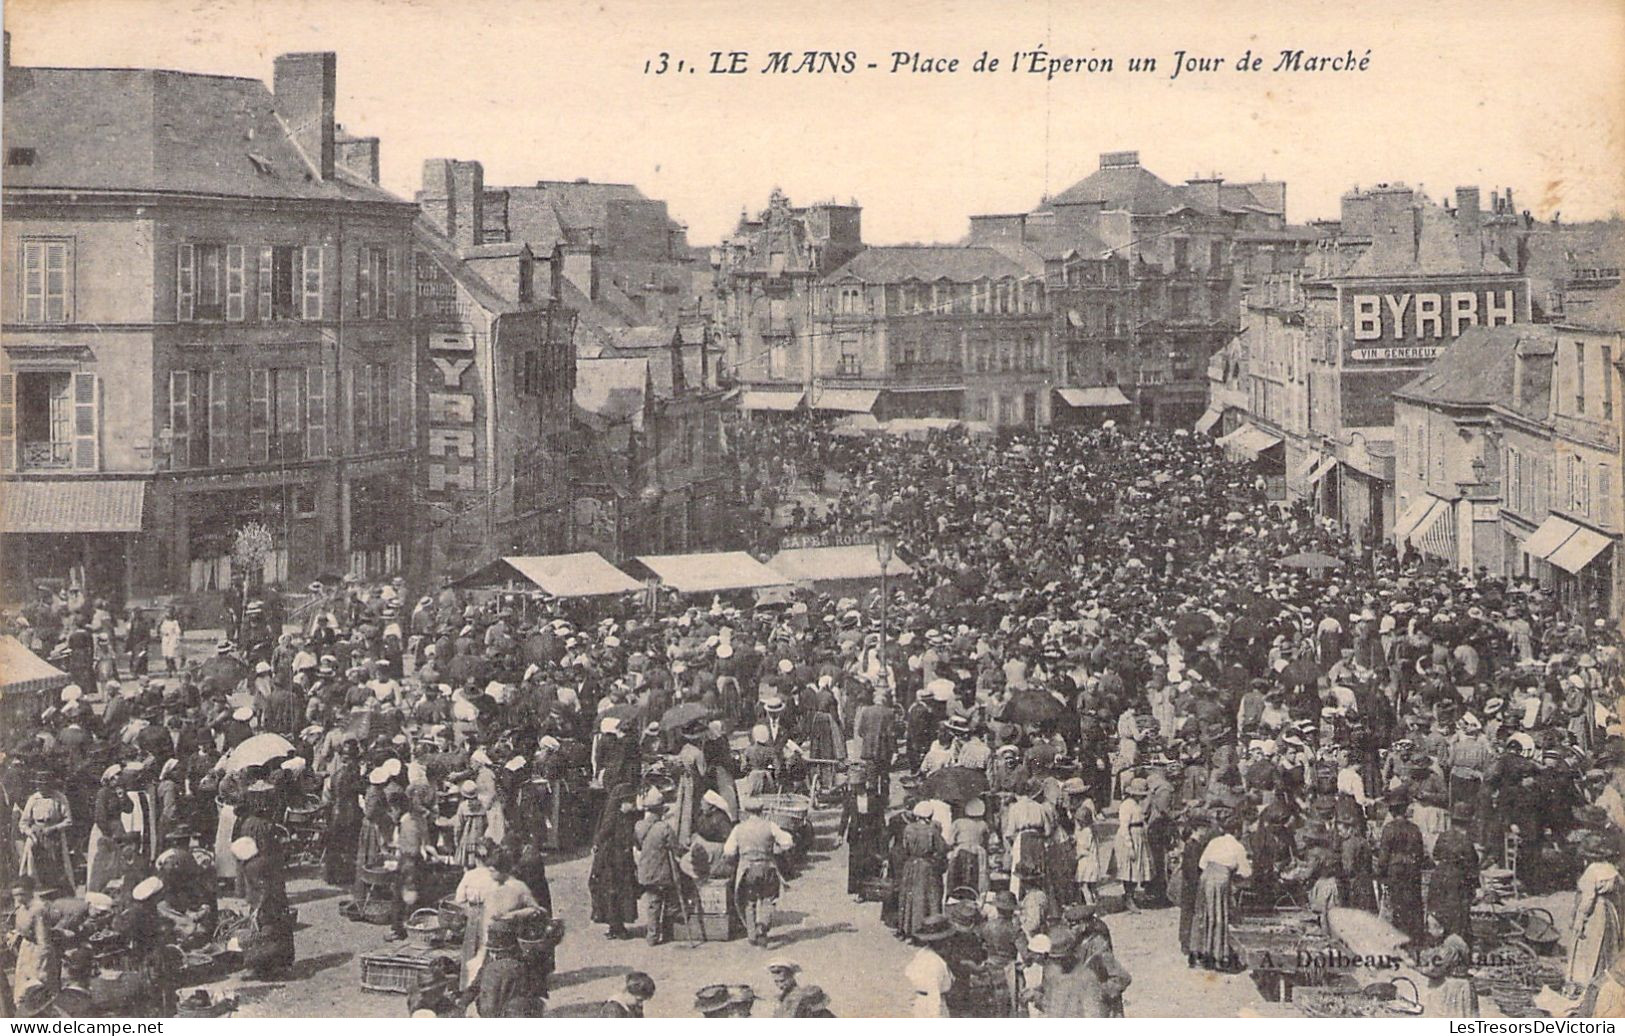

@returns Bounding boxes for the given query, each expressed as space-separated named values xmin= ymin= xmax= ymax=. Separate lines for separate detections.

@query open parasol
xmin=998 ymin=690 xmax=1067 ymax=726
xmin=1280 ymin=551 xmax=1343 ymax=571
xmin=219 ymin=732 xmax=295 ymax=773
xmin=920 ymin=765 xmax=989 ymax=805
xmin=659 ymin=702 xmax=712 ymax=732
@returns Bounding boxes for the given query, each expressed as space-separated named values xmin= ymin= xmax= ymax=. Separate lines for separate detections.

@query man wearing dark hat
xmin=1427 ymin=799 xmax=1480 ymax=948
xmin=694 ymin=984 xmax=756 ymax=1018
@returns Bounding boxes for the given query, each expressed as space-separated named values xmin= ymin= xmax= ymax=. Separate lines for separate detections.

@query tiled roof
xmin=1395 ymin=324 xmax=1556 ymax=407
xmin=3 ymin=66 xmax=403 ymax=204
xmin=1343 ymin=201 xmax=1514 ymax=278
xmin=1043 ymin=164 xmax=1185 ymax=215
xmin=824 ymin=246 xmax=1030 ymax=284
xmin=528 ymin=180 xmax=649 ymax=231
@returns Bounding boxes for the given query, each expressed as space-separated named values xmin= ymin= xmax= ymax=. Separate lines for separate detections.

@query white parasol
xmin=218 ymin=732 xmax=295 ymax=773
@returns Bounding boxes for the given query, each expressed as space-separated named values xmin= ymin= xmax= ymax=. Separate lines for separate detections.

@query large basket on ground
xmin=404 ymin=908 xmax=441 ymax=950
xmin=359 ymin=951 xmax=455 ymax=994
xmin=750 ymin=793 xmax=811 ymax=828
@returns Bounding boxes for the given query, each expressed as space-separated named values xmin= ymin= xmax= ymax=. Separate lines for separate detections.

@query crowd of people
xmin=0 ymin=418 xmax=1620 ymax=1018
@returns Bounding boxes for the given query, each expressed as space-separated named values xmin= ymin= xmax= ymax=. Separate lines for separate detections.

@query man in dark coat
xmin=1375 ymin=787 xmax=1428 ymax=945
xmin=1428 ymin=800 xmax=1480 ymax=947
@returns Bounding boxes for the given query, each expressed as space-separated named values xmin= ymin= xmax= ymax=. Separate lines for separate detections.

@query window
xmin=7 ymin=147 xmax=37 ymax=167
xmin=1171 ymin=287 xmax=1192 ymax=319
xmin=307 ymin=367 xmax=327 ymax=458
xmin=518 ymin=257 xmax=534 ymax=304
xmin=1210 ymin=241 xmax=1226 ymax=270
xmin=1418 ymin=420 xmax=1428 ymax=478
xmin=769 ymin=251 xmax=786 ymax=277
xmin=1173 ymin=238 xmax=1189 ymax=270
xmin=1603 ymin=344 xmax=1615 ymax=420
xmin=258 ymin=246 xmax=299 ymax=321
xmin=5 ymin=371 xmax=69 ymax=471
xmin=837 ymin=285 xmax=863 ymax=314
xmin=1599 ymin=465 xmax=1613 ymax=526
xmin=248 ymin=367 xmax=310 ymax=462
xmin=357 ymin=246 xmax=395 ymax=318
xmin=837 ymin=336 xmax=860 ymax=376
xmin=21 ymin=238 xmax=72 ymax=323
xmin=1574 ymin=341 xmax=1587 ymax=414
xmin=302 ymin=245 xmax=324 ymax=320
xmin=166 ymin=370 xmax=214 ymax=469
xmin=352 ymin=362 xmax=394 ymax=452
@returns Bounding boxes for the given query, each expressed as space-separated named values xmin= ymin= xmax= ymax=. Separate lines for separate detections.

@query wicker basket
xmin=360 ymin=951 xmax=453 ymax=994
xmin=437 ymin=896 xmax=467 ymax=936
xmin=405 ymin=908 xmax=441 ymax=949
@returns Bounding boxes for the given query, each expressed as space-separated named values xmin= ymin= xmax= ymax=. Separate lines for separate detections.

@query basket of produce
xmin=750 ymin=793 xmax=811 ymax=828
xmin=405 ymin=908 xmax=441 ymax=950
xmin=1473 ymin=959 xmax=1567 ymax=1017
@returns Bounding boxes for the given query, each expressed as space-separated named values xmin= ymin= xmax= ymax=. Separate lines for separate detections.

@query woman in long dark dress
xmin=895 ymin=807 xmax=948 ymax=938
xmin=1178 ymin=813 xmax=1216 ymax=957
xmin=840 ymin=766 xmax=886 ymax=896
xmin=323 ymin=745 xmax=364 ymax=886
xmin=1337 ymin=814 xmax=1379 ymax=913
xmin=588 ymin=784 xmax=638 ymax=939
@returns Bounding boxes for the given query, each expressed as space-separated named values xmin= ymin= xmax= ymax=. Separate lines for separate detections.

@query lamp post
xmin=873 ymin=523 xmax=897 ymax=691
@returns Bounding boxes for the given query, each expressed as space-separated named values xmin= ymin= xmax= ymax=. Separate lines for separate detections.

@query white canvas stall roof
xmin=1055 ymin=386 xmax=1132 ymax=408
xmin=1522 ymin=515 xmax=1582 ymax=560
xmin=635 ymin=551 xmax=791 ymax=593
xmin=1216 ymin=423 xmax=1282 ymax=460
xmin=1194 ymin=407 xmax=1222 ymax=434
xmin=812 ymin=389 xmax=879 ymax=413
xmin=497 ymin=554 xmax=643 ymax=597
xmin=0 ymin=635 xmax=70 ymax=697
xmin=740 ymin=389 xmax=805 ymax=411
xmin=767 ymin=545 xmax=916 ymax=583
xmin=1547 ymin=526 xmax=1613 ymax=574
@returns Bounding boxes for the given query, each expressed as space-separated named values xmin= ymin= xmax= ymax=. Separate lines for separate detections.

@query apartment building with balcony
xmin=1 ymin=43 xmax=418 ymax=605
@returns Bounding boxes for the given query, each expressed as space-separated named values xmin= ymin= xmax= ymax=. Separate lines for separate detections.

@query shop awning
xmin=1055 ymin=386 xmax=1132 ymax=408
xmin=740 ymin=389 xmax=804 ymax=412
xmin=1395 ymin=493 xmax=1449 ymax=542
xmin=0 ymin=479 xmax=145 ymax=533
xmin=812 ymin=389 xmax=879 ymax=413
xmin=1292 ymin=453 xmax=1323 ymax=482
xmin=1522 ymin=515 xmax=1582 ymax=560
xmin=1413 ymin=499 xmax=1458 ymax=561
xmin=1547 ymin=526 xmax=1613 ymax=574
xmin=1194 ymin=407 xmax=1223 ymax=434
xmin=634 ymin=551 xmax=791 ymax=593
xmin=459 ymin=553 xmax=643 ymax=596
xmin=1216 ymin=423 xmax=1282 ymax=461
xmin=1306 ymin=456 xmax=1338 ymax=485
xmin=0 ymin=635 xmax=70 ymax=697
xmin=767 ymin=545 xmax=915 ymax=584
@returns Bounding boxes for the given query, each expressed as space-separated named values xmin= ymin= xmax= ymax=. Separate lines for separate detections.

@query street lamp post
xmin=873 ymin=524 xmax=896 ymax=691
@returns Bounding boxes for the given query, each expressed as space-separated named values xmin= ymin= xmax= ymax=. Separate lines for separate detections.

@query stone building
xmin=1 ymin=43 xmax=418 ymax=607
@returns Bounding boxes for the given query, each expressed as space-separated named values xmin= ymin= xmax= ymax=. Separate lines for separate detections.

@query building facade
xmin=1 ymin=47 xmax=418 ymax=607
xmin=813 ymin=246 xmax=1051 ymax=427
xmin=715 ymin=189 xmax=863 ymax=413
xmin=411 ymin=165 xmax=577 ymax=581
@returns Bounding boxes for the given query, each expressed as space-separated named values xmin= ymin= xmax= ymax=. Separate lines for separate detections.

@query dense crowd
xmin=0 ymin=421 xmax=1620 ymax=1018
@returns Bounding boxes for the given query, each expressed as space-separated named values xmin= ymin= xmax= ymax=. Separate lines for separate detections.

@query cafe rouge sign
xmin=1340 ymin=277 xmax=1529 ymax=363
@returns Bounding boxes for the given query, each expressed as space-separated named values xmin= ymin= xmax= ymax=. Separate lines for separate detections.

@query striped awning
xmin=0 ymin=479 xmax=146 ymax=533
xmin=1397 ymin=494 xmax=1457 ymax=561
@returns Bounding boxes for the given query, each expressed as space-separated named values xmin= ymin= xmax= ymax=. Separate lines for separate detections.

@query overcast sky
xmin=9 ymin=0 xmax=1624 ymax=244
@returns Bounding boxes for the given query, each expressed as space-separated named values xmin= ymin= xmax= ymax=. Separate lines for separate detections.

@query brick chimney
xmin=1454 ymin=186 xmax=1481 ymax=232
xmin=273 ymin=52 xmax=336 ymax=180
xmin=1185 ymin=177 xmax=1222 ymax=213
xmin=1367 ymin=185 xmax=1418 ymax=270
xmin=335 ymin=125 xmax=380 ymax=184
xmin=451 ymin=160 xmax=484 ymax=251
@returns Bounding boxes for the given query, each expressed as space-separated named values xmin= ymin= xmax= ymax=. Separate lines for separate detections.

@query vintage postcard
xmin=1 ymin=0 xmax=1622 ymax=1021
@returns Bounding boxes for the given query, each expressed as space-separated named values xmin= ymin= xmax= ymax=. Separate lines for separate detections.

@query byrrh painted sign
xmin=1341 ymin=278 xmax=1528 ymax=363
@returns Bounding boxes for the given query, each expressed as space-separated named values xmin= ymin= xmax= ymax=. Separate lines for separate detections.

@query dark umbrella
xmin=1281 ymin=656 xmax=1321 ymax=687
xmin=920 ymin=766 xmax=989 ymax=805
xmin=998 ymin=691 xmax=1068 ymax=726
xmin=659 ymin=702 xmax=712 ymax=732
xmin=1173 ymin=613 xmax=1214 ymax=640
xmin=1280 ymin=551 xmax=1343 ymax=572
xmin=198 ymin=655 xmax=248 ymax=696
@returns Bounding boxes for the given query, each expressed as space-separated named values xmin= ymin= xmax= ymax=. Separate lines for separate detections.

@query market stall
xmin=629 ymin=551 xmax=791 ymax=595
xmin=0 ymin=634 xmax=70 ymax=730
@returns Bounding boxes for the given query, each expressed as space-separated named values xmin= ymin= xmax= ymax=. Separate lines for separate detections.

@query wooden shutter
xmin=209 ymin=370 xmax=229 ymax=466
xmin=176 ymin=243 xmax=195 ymax=321
xmin=302 ymin=245 xmax=324 ymax=320
xmin=0 ymin=373 xmax=14 ymax=472
xmin=249 ymin=368 xmax=270 ymax=462
xmin=168 ymin=370 xmax=190 ymax=469
xmin=257 ymin=246 xmax=273 ymax=320
xmin=307 ymin=365 xmax=327 ymax=458
xmin=72 ymin=372 xmax=98 ymax=470
xmin=356 ymin=248 xmax=371 ymax=317
xmin=226 ymin=245 xmax=245 ymax=321
xmin=21 ymin=241 xmax=44 ymax=322
xmin=377 ymin=363 xmax=393 ymax=449
xmin=385 ymin=249 xmax=397 ymax=318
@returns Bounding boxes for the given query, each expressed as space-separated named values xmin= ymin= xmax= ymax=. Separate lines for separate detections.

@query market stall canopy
xmin=457 ymin=553 xmax=643 ymax=597
xmin=1394 ymin=494 xmax=1456 ymax=560
xmin=634 ymin=551 xmax=791 ymax=594
xmin=0 ymin=636 xmax=70 ymax=697
xmin=812 ymin=388 xmax=879 ymax=413
xmin=739 ymin=389 xmax=805 ymax=412
xmin=0 ymin=479 xmax=146 ymax=533
xmin=767 ymin=545 xmax=915 ymax=584
xmin=1193 ymin=407 xmax=1223 ymax=434
xmin=1054 ymin=386 xmax=1132 ymax=408
xmin=1215 ymin=423 xmax=1283 ymax=461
